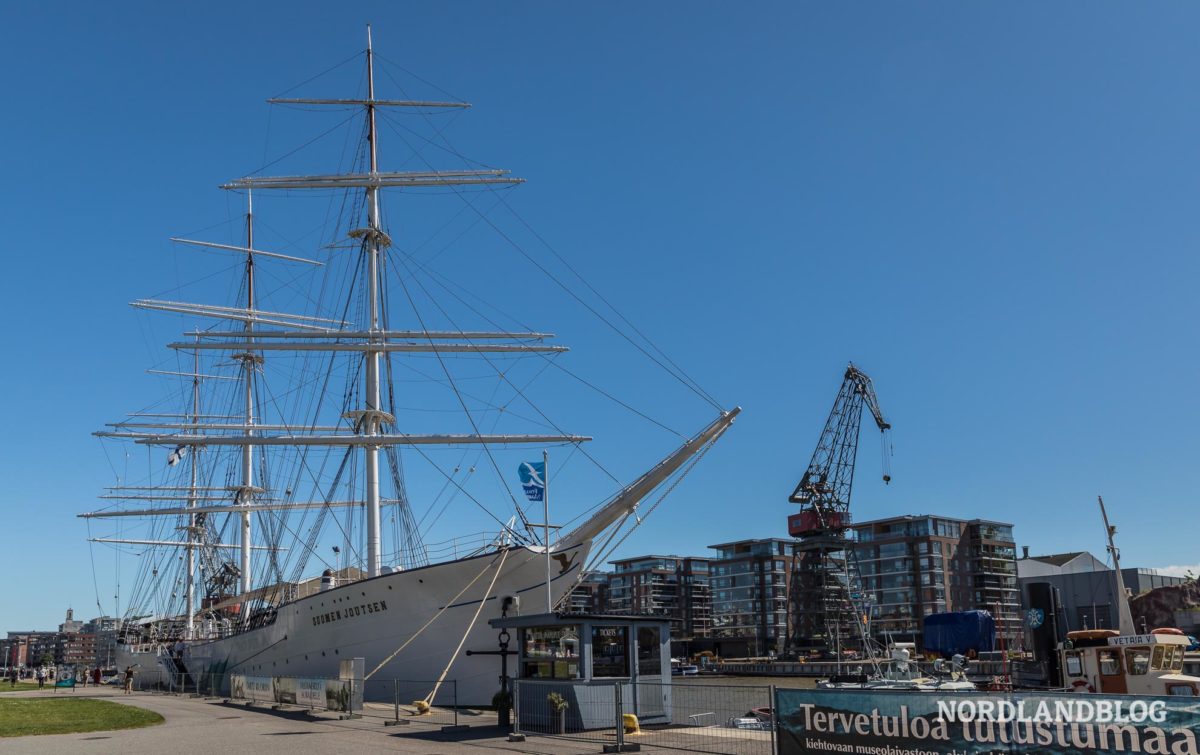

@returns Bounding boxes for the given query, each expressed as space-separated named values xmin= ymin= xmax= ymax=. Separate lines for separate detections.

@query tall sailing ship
xmin=81 ymin=29 xmax=738 ymax=703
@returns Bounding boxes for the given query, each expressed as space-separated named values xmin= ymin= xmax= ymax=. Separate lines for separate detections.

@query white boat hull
xmin=115 ymin=643 xmax=177 ymax=689
xmin=183 ymin=542 xmax=588 ymax=705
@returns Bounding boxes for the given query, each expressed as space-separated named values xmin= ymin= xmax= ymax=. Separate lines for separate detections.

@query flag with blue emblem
xmin=518 ymin=461 xmax=545 ymax=502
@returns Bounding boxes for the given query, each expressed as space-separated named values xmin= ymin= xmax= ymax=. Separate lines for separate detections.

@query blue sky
xmin=2 ymin=2 xmax=1199 ymax=633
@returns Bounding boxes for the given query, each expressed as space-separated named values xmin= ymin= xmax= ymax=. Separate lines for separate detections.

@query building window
xmin=592 ymin=626 xmax=630 ymax=678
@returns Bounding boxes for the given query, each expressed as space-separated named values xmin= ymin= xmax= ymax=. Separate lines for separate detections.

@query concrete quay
xmin=0 ymin=687 xmax=600 ymax=755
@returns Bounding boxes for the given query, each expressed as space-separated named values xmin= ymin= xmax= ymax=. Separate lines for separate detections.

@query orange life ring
xmin=1152 ymin=628 xmax=1185 ymax=635
xmin=1070 ymin=679 xmax=1096 ymax=693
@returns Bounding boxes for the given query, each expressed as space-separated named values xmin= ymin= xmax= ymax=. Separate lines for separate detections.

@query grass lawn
xmin=0 ymin=697 xmax=163 ymax=737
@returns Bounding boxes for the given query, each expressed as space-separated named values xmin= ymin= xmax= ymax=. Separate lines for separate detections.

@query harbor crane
xmin=787 ymin=363 xmax=891 ymax=655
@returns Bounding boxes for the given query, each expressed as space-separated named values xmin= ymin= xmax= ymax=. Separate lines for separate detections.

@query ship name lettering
xmin=311 ymin=601 xmax=389 ymax=626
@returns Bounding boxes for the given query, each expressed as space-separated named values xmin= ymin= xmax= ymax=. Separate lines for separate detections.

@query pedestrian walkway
xmin=0 ymin=687 xmax=602 ymax=754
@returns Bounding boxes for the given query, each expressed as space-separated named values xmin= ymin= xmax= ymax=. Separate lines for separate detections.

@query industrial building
xmin=1017 ymin=550 xmax=1186 ymax=632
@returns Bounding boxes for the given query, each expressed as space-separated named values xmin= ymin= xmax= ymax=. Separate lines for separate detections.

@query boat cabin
xmin=1061 ymin=628 xmax=1200 ymax=696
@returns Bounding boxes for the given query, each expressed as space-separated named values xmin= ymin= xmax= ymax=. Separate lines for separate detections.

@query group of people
xmin=5 ymin=665 xmax=120 ymax=689
xmin=76 ymin=666 xmax=104 ymax=686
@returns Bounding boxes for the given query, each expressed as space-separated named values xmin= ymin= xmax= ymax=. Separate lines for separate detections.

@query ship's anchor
xmin=465 ymin=597 xmax=518 ymax=729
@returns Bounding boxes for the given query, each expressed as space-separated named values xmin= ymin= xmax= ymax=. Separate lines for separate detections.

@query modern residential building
xmin=5 ymin=631 xmax=58 ymax=668
xmin=851 ymin=515 xmax=1020 ymax=649
xmin=709 ymin=539 xmax=798 ymax=656
xmin=56 ymin=633 xmax=97 ymax=666
xmin=563 ymin=571 xmax=610 ymax=615
xmin=604 ymin=555 xmax=712 ymax=640
xmin=2 ymin=634 xmax=31 ymax=669
xmin=1017 ymin=550 xmax=1187 ymax=633
xmin=82 ymin=616 xmax=121 ymax=668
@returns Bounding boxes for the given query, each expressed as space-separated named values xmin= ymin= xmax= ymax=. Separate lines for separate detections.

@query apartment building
xmin=604 ymin=555 xmax=712 ymax=639
xmin=709 ymin=539 xmax=798 ymax=656
xmin=563 ymin=571 xmax=610 ymax=615
xmin=851 ymin=515 xmax=1020 ymax=648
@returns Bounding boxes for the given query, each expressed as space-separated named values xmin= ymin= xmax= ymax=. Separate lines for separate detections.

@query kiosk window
xmin=637 ymin=627 xmax=661 ymax=676
xmin=1124 ymin=647 xmax=1150 ymax=676
xmin=592 ymin=626 xmax=629 ymax=677
xmin=1098 ymin=650 xmax=1122 ymax=676
xmin=521 ymin=625 xmax=581 ymax=680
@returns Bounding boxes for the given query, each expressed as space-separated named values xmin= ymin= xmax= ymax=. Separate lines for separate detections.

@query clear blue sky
xmin=2 ymin=2 xmax=1198 ymax=633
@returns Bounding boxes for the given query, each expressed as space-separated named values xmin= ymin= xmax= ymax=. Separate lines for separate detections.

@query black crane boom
xmin=787 ymin=364 xmax=890 ymax=537
xmin=786 ymin=363 xmax=891 ymax=655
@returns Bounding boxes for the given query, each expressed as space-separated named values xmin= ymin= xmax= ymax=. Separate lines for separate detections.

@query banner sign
xmin=775 ymin=688 xmax=1200 ymax=755
xmin=54 ymin=665 xmax=76 ymax=688
xmin=297 ymin=677 xmax=326 ymax=708
xmin=518 ymin=461 xmax=545 ymax=502
xmin=230 ymin=674 xmax=352 ymax=712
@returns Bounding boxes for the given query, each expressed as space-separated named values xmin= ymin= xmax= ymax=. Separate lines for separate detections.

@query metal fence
xmin=513 ymin=679 xmax=776 ymax=755
xmin=358 ymin=678 xmax=469 ymax=730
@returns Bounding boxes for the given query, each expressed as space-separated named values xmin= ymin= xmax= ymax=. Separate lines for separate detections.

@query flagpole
xmin=543 ymin=448 xmax=551 ymax=614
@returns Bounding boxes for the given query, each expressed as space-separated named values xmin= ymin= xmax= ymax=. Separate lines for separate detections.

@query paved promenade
xmin=0 ymin=687 xmax=597 ymax=754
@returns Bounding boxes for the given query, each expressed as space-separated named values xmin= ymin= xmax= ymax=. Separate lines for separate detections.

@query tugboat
xmin=1057 ymin=497 xmax=1200 ymax=696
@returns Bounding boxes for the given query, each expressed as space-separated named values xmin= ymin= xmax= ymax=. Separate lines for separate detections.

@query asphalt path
xmin=0 ymin=687 xmax=599 ymax=754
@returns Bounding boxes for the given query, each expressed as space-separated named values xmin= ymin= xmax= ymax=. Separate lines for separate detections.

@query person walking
xmin=36 ymin=667 xmax=45 ymax=688
xmin=8 ymin=668 xmax=16 ymax=688
xmin=123 ymin=665 xmax=134 ymax=694
xmin=81 ymin=667 xmax=89 ymax=687
xmin=92 ymin=666 xmax=101 ymax=686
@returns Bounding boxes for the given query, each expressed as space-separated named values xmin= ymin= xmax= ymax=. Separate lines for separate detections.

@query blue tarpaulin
xmin=922 ymin=610 xmax=995 ymax=657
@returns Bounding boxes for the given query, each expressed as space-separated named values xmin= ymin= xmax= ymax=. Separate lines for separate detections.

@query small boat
xmin=1053 ymin=498 xmax=1200 ymax=696
xmin=817 ymin=644 xmax=976 ymax=691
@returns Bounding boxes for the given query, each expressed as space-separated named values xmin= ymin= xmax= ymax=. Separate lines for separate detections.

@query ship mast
xmin=186 ymin=342 xmax=200 ymax=638
xmin=364 ymin=26 xmax=384 ymax=578
xmin=236 ymin=194 xmax=260 ymax=601
xmin=1099 ymin=495 xmax=1137 ymax=635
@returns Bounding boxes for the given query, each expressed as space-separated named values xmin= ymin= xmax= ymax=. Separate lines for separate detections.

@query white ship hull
xmin=183 ymin=542 xmax=588 ymax=705
xmin=115 ymin=643 xmax=176 ymax=689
